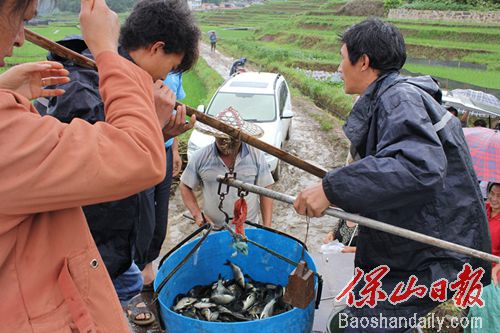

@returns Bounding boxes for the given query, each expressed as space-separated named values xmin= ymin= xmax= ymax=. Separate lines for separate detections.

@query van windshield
xmin=206 ymin=92 xmax=276 ymax=122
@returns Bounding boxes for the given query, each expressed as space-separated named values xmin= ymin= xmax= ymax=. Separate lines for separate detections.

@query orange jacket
xmin=0 ymin=52 xmax=166 ymax=332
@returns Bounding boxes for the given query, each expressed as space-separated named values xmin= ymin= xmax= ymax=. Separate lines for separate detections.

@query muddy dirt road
xmin=160 ymin=43 xmax=350 ymax=257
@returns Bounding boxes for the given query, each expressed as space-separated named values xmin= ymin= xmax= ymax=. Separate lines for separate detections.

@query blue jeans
xmin=113 ymin=262 xmax=143 ymax=306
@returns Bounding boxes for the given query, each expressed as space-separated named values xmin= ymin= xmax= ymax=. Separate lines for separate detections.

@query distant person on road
xmin=230 ymin=57 xmax=247 ymax=76
xmin=180 ymin=107 xmax=274 ymax=229
xmin=293 ymin=18 xmax=491 ymax=331
xmin=209 ymin=31 xmax=217 ymax=52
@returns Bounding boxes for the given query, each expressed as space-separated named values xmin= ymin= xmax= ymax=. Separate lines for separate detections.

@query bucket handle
xmin=154 ymin=223 xmax=213 ymax=301
xmin=244 ymin=220 xmax=308 ymax=252
xmin=158 ymin=223 xmax=211 ymax=269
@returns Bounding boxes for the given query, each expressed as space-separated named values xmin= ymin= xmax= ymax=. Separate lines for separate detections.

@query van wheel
xmin=272 ymin=161 xmax=280 ymax=181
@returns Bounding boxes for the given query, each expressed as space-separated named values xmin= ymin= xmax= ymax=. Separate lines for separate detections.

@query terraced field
xmin=195 ymin=0 xmax=500 ymax=117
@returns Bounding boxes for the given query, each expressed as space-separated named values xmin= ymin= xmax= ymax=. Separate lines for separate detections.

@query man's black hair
xmin=340 ymin=18 xmax=406 ymax=75
xmin=120 ymin=0 xmax=200 ymax=73
xmin=473 ymin=119 xmax=487 ymax=127
xmin=446 ymin=106 xmax=458 ymax=117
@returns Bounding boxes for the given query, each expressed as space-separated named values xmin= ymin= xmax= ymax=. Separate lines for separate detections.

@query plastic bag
xmin=320 ymin=239 xmax=345 ymax=254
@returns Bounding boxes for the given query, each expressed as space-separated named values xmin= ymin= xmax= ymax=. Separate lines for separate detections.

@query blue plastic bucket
xmin=155 ymin=228 xmax=317 ymax=333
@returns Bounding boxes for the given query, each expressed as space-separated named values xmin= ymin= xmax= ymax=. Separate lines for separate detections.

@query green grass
xmin=405 ymin=63 xmax=500 ymax=89
xmin=177 ymin=57 xmax=223 ymax=144
xmin=181 ymin=70 xmax=207 ymax=109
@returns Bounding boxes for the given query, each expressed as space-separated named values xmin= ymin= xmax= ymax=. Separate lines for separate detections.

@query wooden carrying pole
xmin=24 ymin=29 xmax=97 ymax=70
xmin=217 ymin=176 xmax=500 ymax=265
xmin=24 ymin=28 xmax=328 ymax=178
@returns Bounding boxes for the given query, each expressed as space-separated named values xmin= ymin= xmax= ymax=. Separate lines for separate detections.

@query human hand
xmin=162 ymin=103 xmax=196 ymax=140
xmin=341 ymin=246 xmax=356 ymax=253
xmin=80 ymin=0 xmax=119 ymax=58
xmin=492 ymin=264 xmax=500 ymax=286
xmin=293 ymin=182 xmax=331 ymax=217
xmin=153 ymin=80 xmax=175 ymax=127
xmin=194 ymin=213 xmax=213 ymax=227
xmin=0 ymin=61 xmax=69 ymax=100
xmin=172 ymin=148 xmax=182 ymax=177
xmin=323 ymin=231 xmax=334 ymax=244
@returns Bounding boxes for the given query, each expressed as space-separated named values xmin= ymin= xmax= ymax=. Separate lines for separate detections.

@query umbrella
xmin=463 ymin=127 xmax=500 ymax=183
xmin=442 ymin=89 xmax=500 ymax=118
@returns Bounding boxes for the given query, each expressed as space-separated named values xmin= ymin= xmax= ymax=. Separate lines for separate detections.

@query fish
xmin=247 ymin=303 xmax=264 ymax=319
xmin=242 ymin=292 xmax=257 ymax=311
xmin=172 ymin=297 xmax=198 ymax=311
xmin=260 ymin=298 xmax=276 ymax=319
xmin=194 ymin=301 xmax=217 ymax=309
xmin=216 ymin=305 xmax=249 ymax=322
xmin=200 ymin=308 xmax=219 ymax=321
xmin=188 ymin=284 xmax=212 ymax=298
xmin=212 ymin=275 xmax=231 ymax=296
xmin=225 ymin=260 xmax=245 ymax=289
xmin=211 ymin=293 xmax=235 ymax=305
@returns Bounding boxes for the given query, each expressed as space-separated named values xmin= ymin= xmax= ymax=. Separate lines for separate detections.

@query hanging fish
xmin=225 ymin=260 xmax=245 ymax=289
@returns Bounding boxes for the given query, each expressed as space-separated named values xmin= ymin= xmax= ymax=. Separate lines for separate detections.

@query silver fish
xmin=242 ymin=292 xmax=256 ymax=311
xmin=216 ymin=305 xmax=249 ymax=321
xmin=213 ymin=276 xmax=231 ymax=296
xmin=201 ymin=308 xmax=219 ymax=321
xmin=216 ymin=305 xmax=231 ymax=313
xmin=260 ymin=298 xmax=276 ymax=319
xmin=211 ymin=293 xmax=235 ymax=305
xmin=248 ymin=303 xmax=264 ymax=319
xmin=227 ymin=283 xmax=240 ymax=295
xmin=173 ymin=297 xmax=198 ymax=311
xmin=225 ymin=260 xmax=245 ymax=289
xmin=194 ymin=301 xmax=217 ymax=309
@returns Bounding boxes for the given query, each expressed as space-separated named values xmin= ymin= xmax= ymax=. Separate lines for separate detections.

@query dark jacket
xmin=323 ymin=72 xmax=491 ymax=318
xmin=35 ymin=37 xmax=153 ymax=279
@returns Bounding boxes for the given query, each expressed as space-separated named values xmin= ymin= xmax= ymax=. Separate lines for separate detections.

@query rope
xmin=232 ymin=197 xmax=247 ymax=236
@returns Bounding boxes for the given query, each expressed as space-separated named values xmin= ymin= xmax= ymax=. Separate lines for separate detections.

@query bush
xmin=385 ymin=0 xmax=403 ymax=10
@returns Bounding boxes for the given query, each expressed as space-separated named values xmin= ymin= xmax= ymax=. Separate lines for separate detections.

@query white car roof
xmin=219 ymin=72 xmax=280 ymax=95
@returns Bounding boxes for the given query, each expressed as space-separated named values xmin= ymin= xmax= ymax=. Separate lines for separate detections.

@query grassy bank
xmin=178 ymin=57 xmax=223 ymax=143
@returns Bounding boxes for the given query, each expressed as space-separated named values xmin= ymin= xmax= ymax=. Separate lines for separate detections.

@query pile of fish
xmin=171 ymin=260 xmax=293 ymax=322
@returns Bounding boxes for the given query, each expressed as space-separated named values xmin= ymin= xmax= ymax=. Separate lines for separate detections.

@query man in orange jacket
xmin=0 ymin=0 xmax=181 ymax=331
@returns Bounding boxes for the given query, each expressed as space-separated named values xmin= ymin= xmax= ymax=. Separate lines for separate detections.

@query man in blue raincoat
xmin=294 ymin=18 xmax=491 ymax=332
